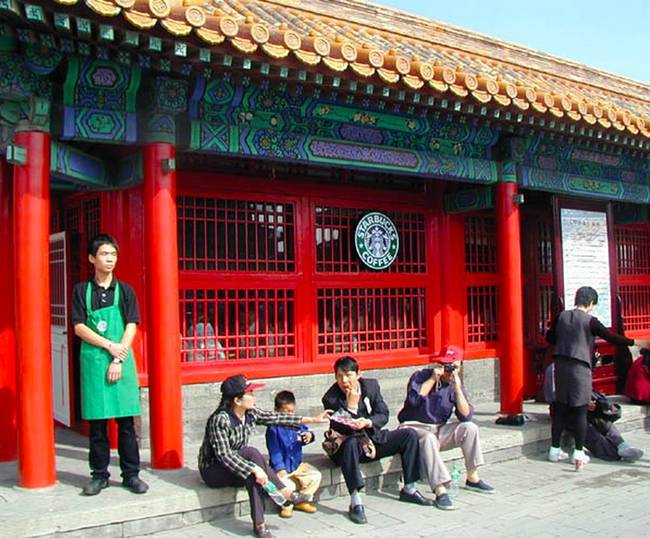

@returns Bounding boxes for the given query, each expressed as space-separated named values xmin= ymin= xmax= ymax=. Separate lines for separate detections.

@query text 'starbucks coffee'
xmin=355 ymin=212 xmax=399 ymax=270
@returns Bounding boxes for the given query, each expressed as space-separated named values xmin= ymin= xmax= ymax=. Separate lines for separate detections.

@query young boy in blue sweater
xmin=265 ymin=391 xmax=322 ymax=518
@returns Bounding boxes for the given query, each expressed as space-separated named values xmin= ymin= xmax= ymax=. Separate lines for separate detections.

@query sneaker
xmin=569 ymin=452 xmax=591 ymax=465
xmin=82 ymin=477 xmax=109 ymax=496
xmin=571 ymin=450 xmax=589 ymax=471
xmin=434 ymin=493 xmax=455 ymax=510
xmin=464 ymin=479 xmax=496 ymax=494
xmin=294 ymin=502 xmax=317 ymax=513
xmin=618 ymin=446 xmax=644 ymax=462
xmin=279 ymin=503 xmax=294 ymax=518
xmin=548 ymin=447 xmax=569 ymax=462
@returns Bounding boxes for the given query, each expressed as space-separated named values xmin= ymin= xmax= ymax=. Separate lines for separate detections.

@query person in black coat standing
xmin=321 ymin=356 xmax=433 ymax=525
xmin=546 ymin=286 xmax=648 ymax=470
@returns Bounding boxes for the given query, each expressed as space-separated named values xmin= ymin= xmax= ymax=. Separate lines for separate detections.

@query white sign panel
xmin=560 ymin=208 xmax=611 ymax=327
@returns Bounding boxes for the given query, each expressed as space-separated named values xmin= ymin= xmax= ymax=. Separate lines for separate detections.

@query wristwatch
xmin=112 ymin=357 xmax=124 ymax=365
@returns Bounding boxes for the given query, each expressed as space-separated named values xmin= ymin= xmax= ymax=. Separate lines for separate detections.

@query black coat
xmin=321 ymin=378 xmax=391 ymax=443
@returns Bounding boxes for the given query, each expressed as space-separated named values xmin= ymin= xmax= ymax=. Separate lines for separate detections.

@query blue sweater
xmin=266 ymin=424 xmax=312 ymax=473
xmin=397 ymin=368 xmax=473 ymax=425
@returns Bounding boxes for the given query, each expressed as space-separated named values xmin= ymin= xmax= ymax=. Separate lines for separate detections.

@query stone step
xmin=140 ymin=360 xmax=499 ymax=448
xmin=2 ymin=397 xmax=648 ymax=537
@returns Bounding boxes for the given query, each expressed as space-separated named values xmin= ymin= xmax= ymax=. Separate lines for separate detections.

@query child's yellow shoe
xmin=279 ymin=504 xmax=294 ymax=518
xmin=294 ymin=502 xmax=317 ymax=513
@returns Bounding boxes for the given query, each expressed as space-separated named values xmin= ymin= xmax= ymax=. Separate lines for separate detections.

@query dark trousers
xmin=200 ymin=447 xmax=284 ymax=527
xmin=89 ymin=417 xmax=140 ymax=480
xmin=551 ymin=402 xmax=588 ymax=450
xmin=333 ymin=428 xmax=421 ymax=494
xmin=584 ymin=421 xmax=624 ymax=461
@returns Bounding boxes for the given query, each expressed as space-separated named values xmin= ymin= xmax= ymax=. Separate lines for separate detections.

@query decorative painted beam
xmin=62 ymin=57 xmax=141 ymax=143
xmin=139 ymin=76 xmax=188 ymax=144
xmin=520 ymin=165 xmax=650 ymax=204
xmin=188 ymin=77 xmax=500 ymax=184
xmin=444 ymin=186 xmax=494 ymax=213
xmin=50 ymin=140 xmax=110 ymax=187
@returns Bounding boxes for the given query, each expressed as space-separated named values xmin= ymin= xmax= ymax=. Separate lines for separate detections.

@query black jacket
xmin=321 ymin=378 xmax=390 ymax=443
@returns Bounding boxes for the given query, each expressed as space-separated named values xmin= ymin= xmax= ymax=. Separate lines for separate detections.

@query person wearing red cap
xmin=397 ymin=344 xmax=495 ymax=511
xmin=198 ymin=374 xmax=331 ymax=538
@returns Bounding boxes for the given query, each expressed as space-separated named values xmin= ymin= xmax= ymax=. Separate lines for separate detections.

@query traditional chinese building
xmin=1 ymin=0 xmax=649 ymax=488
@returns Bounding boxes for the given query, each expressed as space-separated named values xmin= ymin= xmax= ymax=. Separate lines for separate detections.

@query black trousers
xmin=200 ymin=447 xmax=285 ymax=527
xmin=551 ymin=402 xmax=589 ymax=451
xmin=333 ymin=428 xmax=421 ymax=494
xmin=89 ymin=417 xmax=140 ymax=480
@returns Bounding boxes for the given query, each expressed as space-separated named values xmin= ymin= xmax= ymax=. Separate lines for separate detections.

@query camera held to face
xmin=443 ymin=363 xmax=457 ymax=373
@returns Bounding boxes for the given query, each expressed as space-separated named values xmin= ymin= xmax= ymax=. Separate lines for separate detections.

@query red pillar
xmin=0 ymin=158 xmax=17 ymax=462
xmin=143 ymin=143 xmax=183 ymax=468
xmin=13 ymin=131 xmax=56 ymax=486
xmin=496 ymin=181 xmax=525 ymax=417
xmin=439 ymin=213 xmax=466 ymax=348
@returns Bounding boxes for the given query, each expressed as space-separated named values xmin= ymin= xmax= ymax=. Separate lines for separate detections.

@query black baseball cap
xmin=220 ymin=374 xmax=265 ymax=397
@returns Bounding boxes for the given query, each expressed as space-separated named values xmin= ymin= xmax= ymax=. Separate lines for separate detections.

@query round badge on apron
xmin=97 ymin=320 xmax=108 ymax=333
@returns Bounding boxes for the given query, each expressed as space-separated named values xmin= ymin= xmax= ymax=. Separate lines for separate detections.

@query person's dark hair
xmin=333 ymin=356 xmax=359 ymax=374
xmin=574 ymin=286 xmax=598 ymax=307
xmin=274 ymin=390 xmax=296 ymax=410
xmin=217 ymin=393 xmax=244 ymax=412
xmin=88 ymin=233 xmax=119 ymax=256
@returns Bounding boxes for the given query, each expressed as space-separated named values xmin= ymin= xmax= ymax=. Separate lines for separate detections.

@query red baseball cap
xmin=220 ymin=375 xmax=266 ymax=396
xmin=437 ymin=345 xmax=464 ymax=363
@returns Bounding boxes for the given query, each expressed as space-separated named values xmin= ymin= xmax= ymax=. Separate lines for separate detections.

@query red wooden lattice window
xmin=616 ymin=225 xmax=650 ymax=333
xmin=178 ymin=197 xmax=294 ymax=271
xmin=84 ymin=198 xmax=100 ymax=238
xmin=534 ymin=217 xmax=555 ymax=338
xmin=315 ymin=203 xmax=429 ymax=357
xmin=315 ymin=206 xmax=426 ymax=273
xmin=464 ymin=214 xmax=498 ymax=348
xmin=465 ymin=216 xmax=497 ymax=273
xmin=178 ymin=195 xmax=298 ymax=364
xmin=466 ymin=285 xmax=498 ymax=344
xmin=317 ymin=287 xmax=426 ymax=355
xmin=49 ymin=236 xmax=66 ymax=327
xmin=180 ymin=288 xmax=295 ymax=361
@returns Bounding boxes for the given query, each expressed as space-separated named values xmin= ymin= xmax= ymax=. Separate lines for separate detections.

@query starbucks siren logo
xmin=355 ymin=212 xmax=399 ymax=270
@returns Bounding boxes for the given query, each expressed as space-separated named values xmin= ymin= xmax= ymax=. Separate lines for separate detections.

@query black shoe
xmin=254 ymin=524 xmax=274 ymax=538
xmin=122 ymin=475 xmax=149 ymax=494
xmin=399 ymin=489 xmax=435 ymax=506
xmin=348 ymin=504 xmax=367 ymax=524
xmin=82 ymin=477 xmax=109 ymax=496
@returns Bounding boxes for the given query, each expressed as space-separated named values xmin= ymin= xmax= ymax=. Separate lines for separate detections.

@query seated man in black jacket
xmin=322 ymin=356 xmax=433 ymax=524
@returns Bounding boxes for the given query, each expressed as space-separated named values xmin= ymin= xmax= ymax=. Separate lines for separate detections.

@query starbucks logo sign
xmin=355 ymin=212 xmax=399 ymax=270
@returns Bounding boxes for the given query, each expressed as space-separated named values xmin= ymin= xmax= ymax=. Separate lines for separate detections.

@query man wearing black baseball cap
xmin=198 ymin=374 xmax=331 ymax=538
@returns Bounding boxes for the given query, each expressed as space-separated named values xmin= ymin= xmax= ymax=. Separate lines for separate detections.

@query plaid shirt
xmin=198 ymin=407 xmax=302 ymax=479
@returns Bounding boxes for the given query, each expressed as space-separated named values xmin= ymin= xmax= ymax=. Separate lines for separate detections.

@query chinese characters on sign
xmin=560 ymin=208 xmax=612 ymax=327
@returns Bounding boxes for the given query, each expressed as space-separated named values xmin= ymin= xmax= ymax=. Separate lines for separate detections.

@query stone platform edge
xmin=26 ymin=401 xmax=650 ymax=537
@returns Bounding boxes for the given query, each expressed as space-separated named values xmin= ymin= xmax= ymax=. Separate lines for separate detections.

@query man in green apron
xmin=72 ymin=233 xmax=148 ymax=496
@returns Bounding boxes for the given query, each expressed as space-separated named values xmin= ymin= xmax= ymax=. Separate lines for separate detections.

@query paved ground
xmin=150 ymin=429 xmax=650 ymax=538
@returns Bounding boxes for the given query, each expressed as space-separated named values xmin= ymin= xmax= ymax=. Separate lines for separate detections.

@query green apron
xmin=80 ymin=281 xmax=141 ymax=420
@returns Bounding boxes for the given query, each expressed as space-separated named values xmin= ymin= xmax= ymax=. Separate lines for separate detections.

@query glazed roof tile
xmin=48 ymin=0 xmax=649 ymax=137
